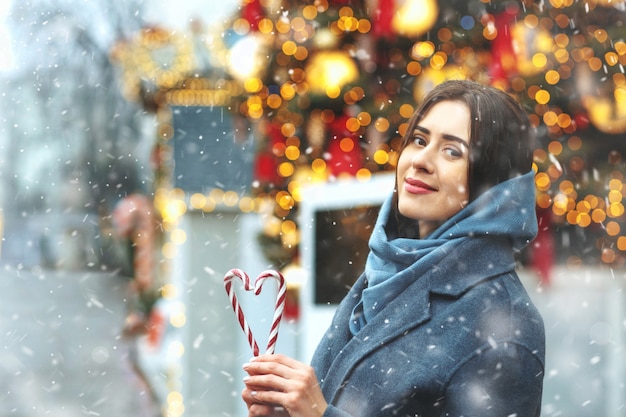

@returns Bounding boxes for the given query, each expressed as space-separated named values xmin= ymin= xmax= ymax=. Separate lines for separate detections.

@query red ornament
xmin=372 ymin=0 xmax=395 ymax=40
xmin=254 ymin=152 xmax=281 ymax=186
xmin=531 ymin=207 xmax=554 ymax=286
xmin=574 ymin=111 xmax=590 ymax=131
xmin=241 ymin=0 xmax=264 ymax=31
xmin=489 ymin=5 xmax=519 ymax=83
xmin=326 ymin=115 xmax=363 ymax=177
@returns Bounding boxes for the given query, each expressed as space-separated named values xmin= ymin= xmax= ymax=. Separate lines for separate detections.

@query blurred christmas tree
xmin=112 ymin=0 xmax=626 ymax=271
xmin=216 ymin=0 xmax=625 ymax=270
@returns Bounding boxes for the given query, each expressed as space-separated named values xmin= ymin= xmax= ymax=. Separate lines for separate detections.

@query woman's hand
xmin=242 ymin=354 xmax=328 ymax=417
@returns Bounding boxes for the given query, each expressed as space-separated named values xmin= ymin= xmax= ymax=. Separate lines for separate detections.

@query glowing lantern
xmin=392 ymin=0 xmax=439 ymax=38
xmin=583 ymin=92 xmax=626 ymax=134
xmin=305 ymin=51 xmax=359 ymax=97
xmin=227 ymin=33 xmax=270 ymax=81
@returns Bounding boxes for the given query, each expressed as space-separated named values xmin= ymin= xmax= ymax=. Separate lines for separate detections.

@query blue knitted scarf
xmin=349 ymin=170 xmax=538 ymax=335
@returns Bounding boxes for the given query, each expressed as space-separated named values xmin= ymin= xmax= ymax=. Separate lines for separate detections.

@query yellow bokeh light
xmin=357 ymin=112 xmax=372 ymax=126
xmin=285 ymin=145 xmax=300 ymax=161
xmin=411 ymin=41 xmax=435 ymax=59
xmin=311 ymin=158 xmax=326 ymax=173
xmin=306 ymin=50 xmax=359 ymax=96
xmin=601 ymin=248 xmax=616 ymax=264
xmin=609 ymin=178 xmax=624 ymax=191
xmin=161 ymin=283 xmax=178 ymax=299
xmin=168 ymin=340 xmax=185 ymax=358
xmin=302 ymin=5 xmax=318 ymax=20
xmin=282 ymin=40 xmax=297 ymax=56
xmin=244 ymin=77 xmax=263 ymax=93
xmin=584 ymin=194 xmax=599 ymax=209
xmin=605 ymin=51 xmax=619 ymax=66
xmin=373 ymin=149 xmax=390 ymax=165
xmin=258 ymin=18 xmax=274 ymax=34
xmin=281 ymin=219 xmax=297 ymax=235
xmin=588 ymin=56 xmax=603 ymax=72
xmin=326 ymin=85 xmax=341 ymax=98
xmin=557 ymin=113 xmax=572 ymax=128
xmin=566 ymin=210 xmax=578 ymax=225
xmin=339 ymin=137 xmax=354 ymax=152
xmin=280 ymin=83 xmax=296 ymax=100
xmin=536 ymin=192 xmax=552 ymax=209
xmin=346 ymin=117 xmax=361 ymax=132
xmin=430 ymin=52 xmax=448 ymax=70
xmin=594 ymin=28 xmax=608 ymax=43
xmin=399 ymin=104 xmax=414 ymax=118
xmin=608 ymin=189 xmax=623 ymax=203
xmin=267 ymin=94 xmax=282 ymax=108
xmin=617 ymin=236 xmax=626 ymax=251
xmin=608 ymin=202 xmax=625 ymax=218
xmin=567 ymin=136 xmax=582 ymax=150
xmin=170 ymin=228 xmax=187 ymax=245
xmin=375 ymin=117 xmax=390 ymax=132
xmin=357 ymin=19 xmax=371 ymax=33
xmin=483 ymin=24 xmax=497 ymax=41
xmin=407 ymin=61 xmax=422 ymax=76
xmin=189 ymin=193 xmax=206 ymax=210
xmin=532 ymin=53 xmax=548 ymax=69
xmin=162 ymin=241 xmax=178 ymax=259
xmin=607 ymin=221 xmax=621 ymax=236
xmin=591 ymin=208 xmax=606 ymax=223
xmin=535 ymin=89 xmax=550 ymax=104
xmin=545 ymin=70 xmax=560 ymax=85
xmin=576 ymin=200 xmax=591 ymax=214
xmin=170 ymin=310 xmax=186 ymax=328
xmin=356 ymin=168 xmax=371 ymax=182
xmin=278 ymin=161 xmax=295 ymax=177
xmin=548 ymin=140 xmax=563 ymax=155
xmin=576 ymin=212 xmax=591 ymax=227
xmin=552 ymin=193 xmax=569 ymax=216
xmin=559 ymin=180 xmax=575 ymax=195
xmin=239 ymin=196 xmax=256 ymax=213
xmin=535 ymin=172 xmax=552 ymax=191
xmin=277 ymin=192 xmax=295 ymax=210
xmin=223 ymin=191 xmax=239 ymax=207
xmin=281 ymin=123 xmax=296 ymax=137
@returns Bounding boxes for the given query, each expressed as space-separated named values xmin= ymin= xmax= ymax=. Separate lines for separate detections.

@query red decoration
xmin=326 ymin=115 xmax=363 ymax=177
xmin=241 ymin=0 xmax=264 ymax=31
xmin=489 ymin=5 xmax=519 ymax=84
xmin=146 ymin=307 xmax=166 ymax=349
xmin=372 ymin=0 xmax=395 ymax=40
xmin=531 ymin=207 xmax=554 ymax=286
xmin=574 ymin=111 xmax=590 ymax=131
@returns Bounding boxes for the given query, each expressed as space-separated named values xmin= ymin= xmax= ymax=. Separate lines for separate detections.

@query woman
xmin=242 ymin=80 xmax=545 ymax=417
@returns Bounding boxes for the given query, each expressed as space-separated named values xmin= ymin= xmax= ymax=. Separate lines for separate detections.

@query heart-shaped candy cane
xmin=224 ymin=269 xmax=286 ymax=356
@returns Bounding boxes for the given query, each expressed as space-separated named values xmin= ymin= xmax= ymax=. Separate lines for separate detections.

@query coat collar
xmin=321 ymin=236 xmax=516 ymax=404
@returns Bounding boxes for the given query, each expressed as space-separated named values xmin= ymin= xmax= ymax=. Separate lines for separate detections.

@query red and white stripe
xmin=224 ymin=269 xmax=286 ymax=356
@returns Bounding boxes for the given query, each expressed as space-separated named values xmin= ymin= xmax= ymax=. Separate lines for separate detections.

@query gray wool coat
xmin=311 ymin=237 xmax=545 ymax=417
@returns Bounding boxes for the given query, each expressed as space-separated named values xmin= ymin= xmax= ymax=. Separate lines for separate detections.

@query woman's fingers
xmin=241 ymin=354 xmax=327 ymax=417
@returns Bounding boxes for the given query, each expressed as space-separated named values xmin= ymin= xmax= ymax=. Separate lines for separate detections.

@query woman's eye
xmin=413 ymin=136 xmax=427 ymax=146
xmin=444 ymin=147 xmax=463 ymax=158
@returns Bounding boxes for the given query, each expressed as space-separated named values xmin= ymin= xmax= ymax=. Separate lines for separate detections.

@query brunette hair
xmin=399 ymin=79 xmax=533 ymax=202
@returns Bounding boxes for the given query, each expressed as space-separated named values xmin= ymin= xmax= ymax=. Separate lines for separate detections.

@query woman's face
xmin=396 ymin=100 xmax=471 ymax=238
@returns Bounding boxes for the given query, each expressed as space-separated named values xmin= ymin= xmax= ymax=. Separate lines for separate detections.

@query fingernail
xmin=243 ymin=376 xmax=250 ymax=382
xmin=242 ymin=362 xmax=250 ymax=370
xmin=251 ymin=391 xmax=257 ymax=397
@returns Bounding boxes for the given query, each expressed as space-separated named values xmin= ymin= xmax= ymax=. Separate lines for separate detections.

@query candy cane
xmin=224 ymin=269 xmax=286 ymax=356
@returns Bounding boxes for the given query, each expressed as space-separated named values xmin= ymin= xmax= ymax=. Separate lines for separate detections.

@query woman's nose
xmin=411 ymin=147 xmax=434 ymax=173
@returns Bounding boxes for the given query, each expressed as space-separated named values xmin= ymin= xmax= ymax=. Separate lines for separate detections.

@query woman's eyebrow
xmin=414 ymin=125 xmax=470 ymax=149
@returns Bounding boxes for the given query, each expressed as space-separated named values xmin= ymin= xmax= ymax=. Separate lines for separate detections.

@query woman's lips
xmin=404 ymin=178 xmax=436 ymax=194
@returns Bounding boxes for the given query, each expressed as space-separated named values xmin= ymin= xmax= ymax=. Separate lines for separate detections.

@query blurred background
xmin=0 ymin=0 xmax=625 ymax=416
